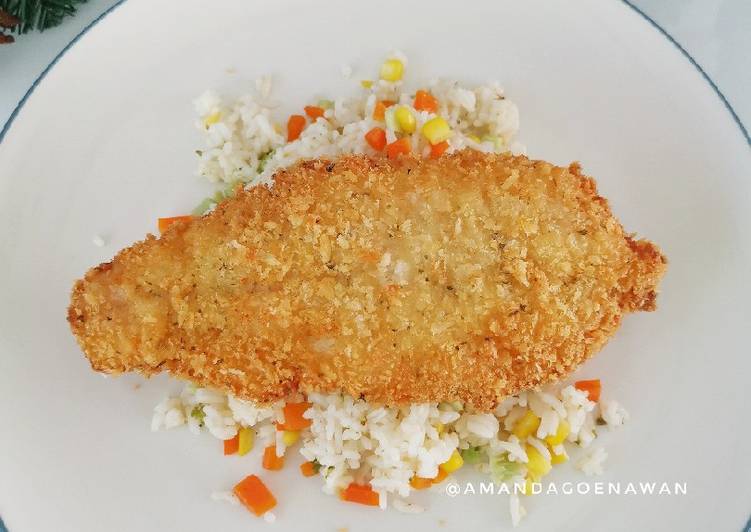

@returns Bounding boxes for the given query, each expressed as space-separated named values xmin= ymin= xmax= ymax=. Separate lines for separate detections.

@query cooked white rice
xmin=193 ymin=51 xmax=524 ymax=188
xmin=576 ymin=447 xmax=609 ymax=476
xmin=509 ymin=493 xmax=526 ymax=527
xmin=152 ymin=52 xmax=628 ymax=527
xmin=154 ymin=381 xmax=624 ymax=526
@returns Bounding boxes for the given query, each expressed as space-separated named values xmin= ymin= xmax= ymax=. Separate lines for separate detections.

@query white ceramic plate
xmin=1 ymin=1 xmax=749 ymax=530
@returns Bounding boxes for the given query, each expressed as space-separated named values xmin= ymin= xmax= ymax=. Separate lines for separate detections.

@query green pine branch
xmin=0 ymin=0 xmax=90 ymax=35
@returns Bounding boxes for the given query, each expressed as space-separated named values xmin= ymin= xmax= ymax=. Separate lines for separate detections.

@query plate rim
xmin=0 ymin=0 xmax=748 ymax=147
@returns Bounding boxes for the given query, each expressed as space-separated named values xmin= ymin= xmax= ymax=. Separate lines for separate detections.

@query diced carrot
xmin=429 ymin=140 xmax=449 ymax=159
xmin=372 ymin=101 xmax=396 ymax=121
xmin=364 ymin=127 xmax=387 ymax=151
xmin=223 ymin=434 xmax=239 ymax=455
xmin=409 ymin=476 xmax=433 ymax=490
xmin=373 ymin=101 xmax=387 ymax=121
xmin=158 ymin=215 xmax=193 ymax=234
xmin=300 ymin=461 xmax=319 ymax=477
xmin=281 ymin=402 xmax=312 ymax=430
xmin=287 ymin=114 xmax=306 ymax=141
xmin=413 ymin=90 xmax=438 ymax=113
xmin=304 ymin=105 xmax=325 ymax=120
xmin=386 ymin=137 xmax=411 ymax=160
xmin=262 ymin=445 xmax=285 ymax=471
xmin=233 ymin=474 xmax=277 ymax=517
xmin=574 ymin=379 xmax=601 ymax=402
xmin=340 ymin=483 xmax=380 ymax=506
xmin=432 ymin=467 xmax=448 ymax=484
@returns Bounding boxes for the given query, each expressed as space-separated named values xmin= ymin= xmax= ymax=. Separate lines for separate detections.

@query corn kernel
xmin=282 ymin=430 xmax=300 ymax=446
xmin=521 ymin=477 xmax=535 ymax=496
xmin=203 ymin=111 xmax=221 ymax=127
xmin=468 ymin=134 xmax=481 ymax=143
xmin=550 ymin=449 xmax=568 ymax=465
xmin=439 ymin=450 xmax=464 ymax=474
xmin=512 ymin=410 xmax=541 ymax=439
xmin=360 ymin=80 xmax=374 ymax=89
xmin=525 ymin=444 xmax=552 ymax=479
xmin=394 ymin=106 xmax=416 ymax=134
xmin=435 ymin=422 xmax=445 ymax=434
xmin=238 ymin=427 xmax=254 ymax=456
xmin=544 ymin=420 xmax=570 ymax=446
xmin=421 ymin=117 xmax=452 ymax=145
xmin=379 ymin=59 xmax=404 ymax=82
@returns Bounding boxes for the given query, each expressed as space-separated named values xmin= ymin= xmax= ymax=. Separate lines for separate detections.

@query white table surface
xmin=0 ymin=0 xmax=749 ymax=135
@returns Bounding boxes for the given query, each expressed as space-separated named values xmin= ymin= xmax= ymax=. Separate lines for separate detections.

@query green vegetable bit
xmin=460 ymin=446 xmax=487 ymax=465
xmin=190 ymin=405 xmax=206 ymax=427
xmin=481 ymin=135 xmax=503 ymax=151
xmin=489 ymin=453 xmax=522 ymax=483
xmin=257 ymin=149 xmax=275 ymax=174
xmin=317 ymin=99 xmax=334 ymax=110
xmin=311 ymin=459 xmax=322 ymax=474
xmin=191 ymin=198 xmax=215 ymax=216
xmin=223 ymin=179 xmax=243 ymax=198
xmin=191 ymin=178 xmax=245 ymax=216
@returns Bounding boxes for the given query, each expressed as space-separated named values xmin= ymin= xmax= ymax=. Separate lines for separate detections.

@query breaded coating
xmin=68 ymin=151 xmax=666 ymax=410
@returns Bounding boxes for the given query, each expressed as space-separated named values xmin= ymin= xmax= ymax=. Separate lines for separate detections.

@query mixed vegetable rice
xmin=152 ymin=53 xmax=629 ymax=527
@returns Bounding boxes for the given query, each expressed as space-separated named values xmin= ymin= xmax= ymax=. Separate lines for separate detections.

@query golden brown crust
xmin=68 ymin=151 xmax=666 ymax=410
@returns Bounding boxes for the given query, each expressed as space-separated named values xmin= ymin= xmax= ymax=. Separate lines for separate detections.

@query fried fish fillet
xmin=68 ymin=151 xmax=666 ymax=410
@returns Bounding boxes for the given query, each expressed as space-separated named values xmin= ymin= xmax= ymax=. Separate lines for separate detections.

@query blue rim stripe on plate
xmin=0 ymin=2 xmax=748 ymax=532
xmin=0 ymin=0 xmax=126 ymax=144
xmin=621 ymin=0 xmax=749 ymax=145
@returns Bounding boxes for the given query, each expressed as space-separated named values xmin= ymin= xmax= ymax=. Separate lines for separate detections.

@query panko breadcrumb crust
xmin=68 ymin=152 xmax=666 ymax=410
